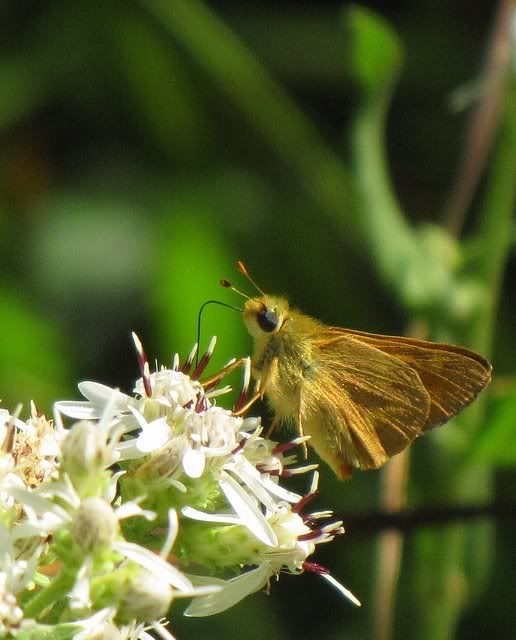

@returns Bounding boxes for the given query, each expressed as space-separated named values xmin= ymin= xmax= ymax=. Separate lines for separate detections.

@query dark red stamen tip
xmin=192 ymin=353 xmax=212 ymax=380
xmin=220 ymin=279 xmax=232 ymax=288
xmin=181 ymin=352 xmax=194 ymax=376
xmin=298 ymin=529 xmax=323 ymax=542
xmin=273 ymin=440 xmax=303 ymax=455
xmin=293 ymin=490 xmax=320 ymax=514
xmin=133 ymin=339 xmax=152 ymax=397
xmin=32 ymin=404 xmax=43 ymax=418
xmin=256 ymin=464 xmax=280 ymax=476
xmin=231 ymin=439 xmax=246 ymax=455
xmin=2 ymin=420 xmax=16 ymax=454
xmin=302 ymin=561 xmax=330 ymax=575
xmin=233 ymin=389 xmax=248 ymax=414
xmin=194 ymin=393 xmax=208 ymax=413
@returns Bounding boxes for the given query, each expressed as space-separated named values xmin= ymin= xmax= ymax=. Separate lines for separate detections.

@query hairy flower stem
xmin=23 ymin=568 xmax=78 ymax=620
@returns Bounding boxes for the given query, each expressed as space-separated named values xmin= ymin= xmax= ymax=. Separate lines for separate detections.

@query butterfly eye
xmin=257 ymin=309 xmax=279 ymax=333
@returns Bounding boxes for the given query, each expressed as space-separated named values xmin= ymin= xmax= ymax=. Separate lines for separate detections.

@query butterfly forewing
xmin=309 ymin=333 xmax=432 ymax=472
xmin=331 ymin=329 xmax=492 ymax=429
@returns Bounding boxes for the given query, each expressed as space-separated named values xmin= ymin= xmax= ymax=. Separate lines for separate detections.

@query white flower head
xmin=183 ymin=471 xmax=359 ymax=615
xmin=48 ymin=334 xmax=359 ymax=630
xmin=0 ymin=405 xmax=62 ymax=495
xmin=56 ymin=337 xmax=259 ymax=486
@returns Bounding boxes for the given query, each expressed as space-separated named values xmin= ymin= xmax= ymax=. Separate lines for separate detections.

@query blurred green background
xmin=1 ymin=0 xmax=514 ymax=638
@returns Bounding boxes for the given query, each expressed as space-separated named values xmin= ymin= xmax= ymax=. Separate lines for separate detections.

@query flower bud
xmin=118 ymin=569 xmax=173 ymax=623
xmin=61 ymin=421 xmax=110 ymax=474
xmin=71 ymin=497 xmax=118 ymax=551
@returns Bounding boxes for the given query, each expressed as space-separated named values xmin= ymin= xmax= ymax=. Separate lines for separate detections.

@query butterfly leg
xmin=297 ymin=390 xmax=308 ymax=459
xmin=200 ymin=357 xmax=248 ymax=388
xmin=233 ymin=371 xmax=268 ymax=418
xmin=264 ymin=414 xmax=281 ymax=438
xmin=232 ymin=391 xmax=261 ymax=416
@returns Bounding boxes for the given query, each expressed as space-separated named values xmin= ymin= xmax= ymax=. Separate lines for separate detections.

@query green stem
xmin=23 ymin=568 xmax=78 ymax=620
xmin=350 ymin=90 xmax=418 ymax=295
xmin=344 ymin=6 xmax=459 ymax=315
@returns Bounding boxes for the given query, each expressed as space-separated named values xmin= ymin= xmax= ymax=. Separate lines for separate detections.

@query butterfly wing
xmin=303 ymin=332 xmax=432 ymax=475
xmin=304 ymin=329 xmax=490 ymax=477
xmin=330 ymin=328 xmax=492 ymax=429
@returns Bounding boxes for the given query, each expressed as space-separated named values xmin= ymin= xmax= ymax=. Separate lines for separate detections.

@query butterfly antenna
xmin=220 ymin=279 xmax=251 ymax=300
xmin=237 ymin=261 xmax=266 ymax=296
xmin=196 ymin=300 xmax=242 ymax=367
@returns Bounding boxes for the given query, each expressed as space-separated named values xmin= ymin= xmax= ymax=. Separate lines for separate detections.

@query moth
xmin=222 ymin=263 xmax=492 ymax=479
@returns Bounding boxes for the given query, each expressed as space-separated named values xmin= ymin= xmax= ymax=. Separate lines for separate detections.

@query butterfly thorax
xmin=251 ymin=309 xmax=322 ymax=417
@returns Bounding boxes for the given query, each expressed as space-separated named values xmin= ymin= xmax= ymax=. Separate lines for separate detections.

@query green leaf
xmin=343 ymin=4 xmax=402 ymax=96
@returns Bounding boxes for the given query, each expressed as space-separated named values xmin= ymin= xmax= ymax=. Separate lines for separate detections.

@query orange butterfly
xmin=224 ymin=263 xmax=491 ymax=479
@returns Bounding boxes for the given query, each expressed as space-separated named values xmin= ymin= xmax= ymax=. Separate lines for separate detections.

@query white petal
xmin=206 ymin=385 xmax=232 ymax=398
xmin=72 ymin=608 xmax=116 ymax=640
xmin=39 ymin=433 xmax=61 ymax=457
xmin=113 ymin=542 xmax=193 ymax=592
xmin=105 ymin=470 xmax=126 ymax=504
xmin=309 ymin=470 xmax=320 ymax=494
xmin=225 ymin=459 xmax=277 ymax=511
xmin=160 ymin=509 xmax=179 ymax=560
xmin=150 ymin=620 xmax=177 ymax=640
xmin=182 ymin=447 xmax=206 ymax=478
xmin=136 ymin=417 xmax=171 ymax=453
xmin=170 ymin=479 xmax=187 ymax=493
xmin=114 ymin=414 xmax=142 ymax=435
xmin=320 ymin=573 xmax=361 ymax=607
xmin=116 ymin=502 xmax=156 ymax=521
xmin=114 ymin=438 xmax=146 ymax=462
xmin=184 ymin=564 xmax=271 ymax=617
xmin=259 ymin=475 xmax=301 ymax=503
xmin=286 ymin=464 xmax=319 ymax=475
xmin=78 ymin=382 xmax=135 ymax=410
xmin=181 ymin=506 xmax=241 ymax=525
xmin=219 ymin=471 xmax=277 ymax=547
xmin=12 ymin=514 xmax=64 ymax=539
xmin=185 ymin=574 xmax=227 ymax=587
xmin=54 ymin=401 xmax=100 ymax=419
xmin=8 ymin=487 xmax=69 ymax=519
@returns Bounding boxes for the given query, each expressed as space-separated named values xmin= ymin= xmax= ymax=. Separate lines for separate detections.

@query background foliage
xmin=1 ymin=1 xmax=514 ymax=638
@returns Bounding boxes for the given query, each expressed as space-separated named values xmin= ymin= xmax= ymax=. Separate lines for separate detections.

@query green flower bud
xmin=61 ymin=421 xmax=110 ymax=475
xmin=71 ymin=497 xmax=119 ymax=551
xmin=118 ymin=569 xmax=173 ymax=623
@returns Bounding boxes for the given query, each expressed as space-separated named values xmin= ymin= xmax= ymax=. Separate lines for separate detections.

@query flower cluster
xmin=0 ymin=334 xmax=358 ymax=639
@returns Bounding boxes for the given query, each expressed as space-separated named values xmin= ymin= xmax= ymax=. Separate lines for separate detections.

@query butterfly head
xmin=243 ymin=295 xmax=289 ymax=339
